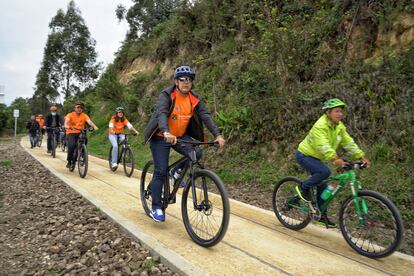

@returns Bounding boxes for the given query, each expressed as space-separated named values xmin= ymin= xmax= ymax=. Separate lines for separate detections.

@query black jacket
xmin=45 ymin=112 xmax=62 ymax=129
xmin=26 ymin=120 xmax=40 ymax=134
xmin=144 ymin=85 xmax=221 ymax=142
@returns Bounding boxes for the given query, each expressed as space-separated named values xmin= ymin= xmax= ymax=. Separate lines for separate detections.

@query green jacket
xmin=298 ymin=114 xmax=364 ymax=161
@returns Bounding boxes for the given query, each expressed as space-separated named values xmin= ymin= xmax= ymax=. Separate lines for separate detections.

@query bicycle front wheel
xmin=37 ymin=134 xmax=42 ymax=147
xmin=61 ymin=140 xmax=66 ymax=152
xmin=51 ymin=133 xmax=56 ymax=158
xmin=339 ymin=190 xmax=404 ymax=258
xmin=78 ymin=144 xmax=88 ymax=178
xmin=272 ymin=177 xmax=311 ymax=230
xmin=123 ymin=146 xmax=135 ymax=177
xmin=181 ymin=169 xmax=230 ymax=247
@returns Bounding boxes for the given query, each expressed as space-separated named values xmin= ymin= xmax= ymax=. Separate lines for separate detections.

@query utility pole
xmin=13 ymin=109 xmax=19 ymax=137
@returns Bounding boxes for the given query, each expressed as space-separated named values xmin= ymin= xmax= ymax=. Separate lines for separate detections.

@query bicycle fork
xmin=350 ymin=181 xmax=368 ymax=225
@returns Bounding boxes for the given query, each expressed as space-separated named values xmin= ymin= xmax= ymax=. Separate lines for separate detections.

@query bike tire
xmin=272 ymin=176 xmax=311 ymax=230
xmin=339 ymin=190 xmax=404 ymax=258
xmin=140 ymin=160 xmax=154 ymax=217
xmin=108 ymin=146 xmax=118 ymax=172
xmin=37 ymin=134 xmax=42 ymax=147
xmin=123 ymin=146 xmax=135 ymax=177
xmin=181 ymin=169 xmax=230 ymax=247
xmin=78 ymin=144 xmax=88 ymax=178
xmin=61 ymin=141 xmax=66 ymax=152
xmin=51 ymin=133 xmax=56 ymax=158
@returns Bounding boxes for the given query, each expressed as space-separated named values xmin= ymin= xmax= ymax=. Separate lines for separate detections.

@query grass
xmin=0 ymin=160 xmax=12 ymax=167
xmin=142 ymin=257 xmax=157 ymax=269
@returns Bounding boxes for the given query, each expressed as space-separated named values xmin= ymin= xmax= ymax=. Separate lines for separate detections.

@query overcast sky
xmin=0 ymin=0 xmax=132 ymax=105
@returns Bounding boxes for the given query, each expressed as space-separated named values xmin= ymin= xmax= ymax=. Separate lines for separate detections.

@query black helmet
xmin=173 ymin=65 xmax=195 ymax=80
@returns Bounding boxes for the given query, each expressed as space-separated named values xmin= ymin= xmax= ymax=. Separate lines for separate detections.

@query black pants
xmin=67 ymin=133 xmax=88 ymax=162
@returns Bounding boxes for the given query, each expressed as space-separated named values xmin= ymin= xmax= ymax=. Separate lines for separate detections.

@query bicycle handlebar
xmin=343 ymin=161 xmax=368 ymax=171
xmin=176 ymin=139 xmax=218 ymax=146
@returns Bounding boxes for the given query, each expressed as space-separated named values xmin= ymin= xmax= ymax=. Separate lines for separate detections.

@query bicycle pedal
xmin=169 ymin=196 xmax=176 ymax=204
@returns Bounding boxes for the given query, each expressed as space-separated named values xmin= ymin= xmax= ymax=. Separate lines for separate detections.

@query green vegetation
xmin=0 ymin=160 xmax=12 ymax=167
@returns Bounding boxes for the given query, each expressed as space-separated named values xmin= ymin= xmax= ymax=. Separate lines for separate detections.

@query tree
xmin=36 ymin=0 xmax=101 ymax=100
xmin=116 ymin=0 xmax=183 ymax=38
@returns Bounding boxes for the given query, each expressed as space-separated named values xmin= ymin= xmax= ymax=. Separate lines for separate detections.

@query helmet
xmin=173 ymin=65 xmax=195 ymax=80
xmin=322 ymin=98 xmax=347 ymax=110
xmin=115 ymin=106 xmax=125 ymax=111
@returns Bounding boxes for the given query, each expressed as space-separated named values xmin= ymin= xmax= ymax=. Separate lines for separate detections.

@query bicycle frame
xmin=163 ymin=144 xmax=207 ymax=211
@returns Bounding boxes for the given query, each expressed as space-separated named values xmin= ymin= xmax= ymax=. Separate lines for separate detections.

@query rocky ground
xmin=0 ymin=138 xmax=179 ymax=276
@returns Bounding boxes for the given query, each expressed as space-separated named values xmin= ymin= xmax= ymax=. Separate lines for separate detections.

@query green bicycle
xmin=272 ymin=161 xmax=404 ymax=258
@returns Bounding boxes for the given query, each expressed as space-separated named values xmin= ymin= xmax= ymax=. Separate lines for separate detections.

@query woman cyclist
xmin=108 ymin=106 xmax=139 ymax=168
xmin=296 ymin=98 xmax=370 ymax=227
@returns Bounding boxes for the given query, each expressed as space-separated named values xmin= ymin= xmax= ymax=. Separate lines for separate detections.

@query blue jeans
xmin=296 ymin=151 xmax=330 ymax=211
xmin=149 ymin=135 xmax=202 ymax=209
xmin=29 ymin=133 xmax=37 ymax=147
xmin=109 ymin=134 xmax=125 ymax=164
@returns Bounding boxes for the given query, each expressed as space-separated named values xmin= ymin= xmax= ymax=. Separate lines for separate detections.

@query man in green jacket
xmin=296 ymin=98 xmax=370 ymax=227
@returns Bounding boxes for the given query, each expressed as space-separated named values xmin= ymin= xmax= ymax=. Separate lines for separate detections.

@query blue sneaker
xmin=150 ymin=208 xmax=165 ymax=222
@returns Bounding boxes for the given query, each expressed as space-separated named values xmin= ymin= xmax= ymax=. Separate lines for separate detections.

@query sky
xmin=0 ymin=0 xmax=132 ymax=105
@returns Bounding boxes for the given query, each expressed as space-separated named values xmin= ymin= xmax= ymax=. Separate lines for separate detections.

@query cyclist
xmin=26 ymin=115 xmax=40 ymax=148
xmin=296 ymin=98 xmax=370 ymax=227
xmin=108 ymin=106 xmax=139 ymax=168
xmin=64 ymin=102 xmax=99 ymax=168
xmin=144 ymin=65 xmax=225 ymax=222
xmin=45 ymin=104 xmax=62 ymax=153
xmin=36 ymin=114 xmax=46 ymax=135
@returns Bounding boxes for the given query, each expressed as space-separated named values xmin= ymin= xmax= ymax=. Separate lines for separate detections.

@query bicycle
xmin=45 ymin=127 xmax=60 ymax=158
xmin=272 ymin=161 xmax=404 ymax=258
xmin=60 ymin=128 xmax=67 ymax=152
xmin=36 ymin=129 xmax=43 ymax=147
xmin=108 ymin=133 xmax=135 ymax=177
xmin=140 ymin=139 xmax=230 ymax=247
xmin=68 ymin=127 xmax=91 ymax=178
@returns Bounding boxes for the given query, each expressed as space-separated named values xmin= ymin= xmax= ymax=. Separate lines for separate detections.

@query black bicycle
xmin=46 ymin=127 xmax=60 ymax=158
xmin=108 ymin=133 xmax=135 ymax=177
xmin=36 ymin=129 xmax=43 ymax=147
xmin=140 ymin=139 xmax=230 ymax=247
xmin=68 ymin=127 xmax=91 ymax=178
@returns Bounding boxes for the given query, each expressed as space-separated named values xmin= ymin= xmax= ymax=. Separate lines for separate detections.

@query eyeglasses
xmin=178 ymin=77 xmax=193 ymax=83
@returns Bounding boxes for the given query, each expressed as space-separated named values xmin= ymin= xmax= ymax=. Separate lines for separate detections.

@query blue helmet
xmin=173 ymin=65 xmax=195 ymax=80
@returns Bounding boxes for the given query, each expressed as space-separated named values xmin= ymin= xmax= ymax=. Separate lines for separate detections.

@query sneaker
xmin=150 ymin=208 xmax=165 ymax=222
xmin=111 ymin=162 xmax=118 ymax=168
xmin=66 ymin=161 xmax=71 ymax=168
xmin=295 ymin=185 xmax=311 ymax=202
xmin=315 ymin=215 xmax=337 ymax=228
xmin=47 ymin=150 xmax=51 ymax=153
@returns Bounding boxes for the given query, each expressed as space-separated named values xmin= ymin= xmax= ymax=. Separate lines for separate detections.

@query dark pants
xmin=149 ymin=135 xmax=202 ymax=209
xmin=296 ymin=151 xmax=330 ymax=212
xmin=29 ymin=132 xmax=37 ymax=147
xmin=47 ymin=129 xmax=59 ymax=151
xmin=66 ymin=133 xmax=87 ymax=163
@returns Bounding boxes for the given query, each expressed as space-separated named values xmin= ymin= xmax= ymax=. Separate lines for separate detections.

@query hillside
xmin=81 ymin=0 xmax=414 ymax=252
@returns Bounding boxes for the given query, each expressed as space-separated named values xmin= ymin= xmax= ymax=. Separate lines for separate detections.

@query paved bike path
xmin=22 ymin=137 xmax=414 ymax=275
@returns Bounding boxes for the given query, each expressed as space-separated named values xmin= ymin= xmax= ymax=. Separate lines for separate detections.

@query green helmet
xmin=115 ymin=106 xmax=125 ymax=111
xmin=322 ymin=98 xmax=347 ymax=110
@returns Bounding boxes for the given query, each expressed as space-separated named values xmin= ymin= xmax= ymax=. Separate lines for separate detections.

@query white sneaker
xmin=111 ymin=162 xmax=118 ymax=168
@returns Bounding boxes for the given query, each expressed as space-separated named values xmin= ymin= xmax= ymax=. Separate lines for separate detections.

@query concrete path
xmin=21 ymin=137 xmax=414 ymax=275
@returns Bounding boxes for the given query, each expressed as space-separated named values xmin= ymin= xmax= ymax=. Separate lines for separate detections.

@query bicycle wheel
xmin=37 ymin=134 xmax=42 ymax=147
xmin=51 ymin=133 xmax=56 ymax=158
xmin=272 ymin=177 xmax=311 ymax=230
xmin=108 ymin=146 xmax=118 ymax=172
xmin=123 ymin=146 xmax=135 ymax=177
xmin=61 ymin=140 xmax=66 ymax=152
xmin=77 ymin=144 xmax=88 ymax=178
xmin=140 ymin=160 xmax=154 ymax=217
xmin=181 ymin=169 xmax=230 ymax=247
xmin=339 ymin=190 xmax=404 ymax=258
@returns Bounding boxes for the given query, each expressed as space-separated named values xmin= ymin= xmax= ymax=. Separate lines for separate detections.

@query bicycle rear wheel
xmin=78 ymin=144 xmax=88 ymax=178
xmin=108 ymin=146 xmax=118 ymax=172
xmin=140 ymin=160 xmax=154 ymax=217
xmin=181 ymin=169 xmax=230 ymax=247
xmin=272 ymin=177 xmax=311 ymax=230
xmin=123 ymin=146 xmax=134 ymax=177
xmin=339 ymin=190 xmax=404 ymax=258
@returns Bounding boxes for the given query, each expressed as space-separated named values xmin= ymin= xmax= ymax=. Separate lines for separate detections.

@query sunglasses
xmin=178 ymin=77 xmax=193 ymax=83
